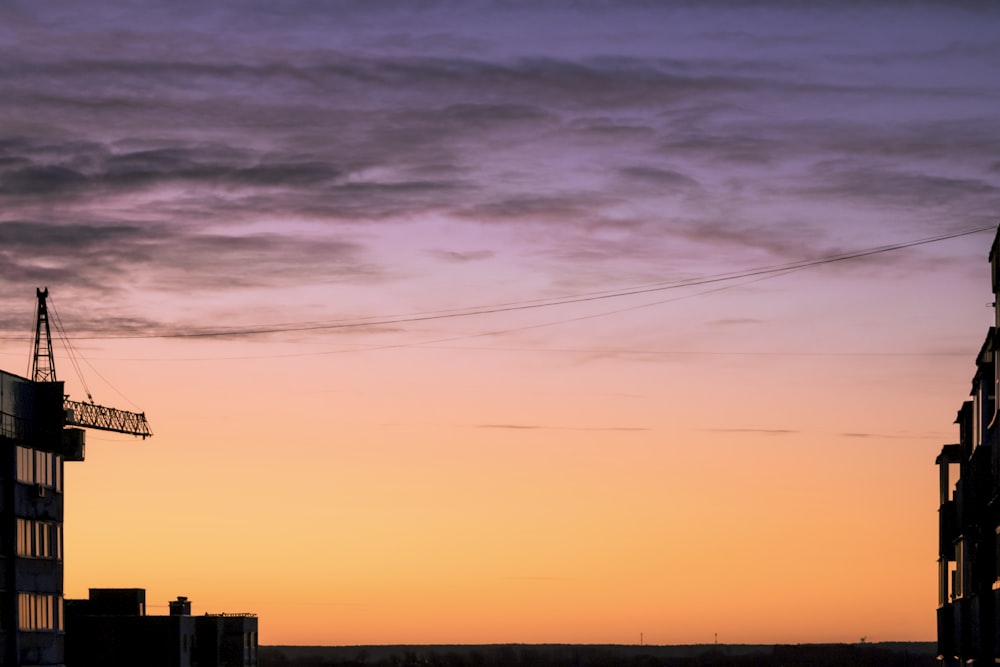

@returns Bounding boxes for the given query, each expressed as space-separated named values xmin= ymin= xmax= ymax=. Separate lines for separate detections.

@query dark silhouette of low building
xmin=65 ymin=588 xmax=257 ymax=666
xmin=936 ymin=227 xmax=1000 ymax=665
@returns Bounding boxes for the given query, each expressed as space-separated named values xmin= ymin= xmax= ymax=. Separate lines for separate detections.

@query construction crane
xmin=31 ymin=287 xmax=152 ymax=440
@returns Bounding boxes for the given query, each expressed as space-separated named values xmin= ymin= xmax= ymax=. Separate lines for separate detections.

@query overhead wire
xmin=53 ymin=224 xmax=994 ymax=341
xmin=20 ymin=225 xmax=990 ymax=362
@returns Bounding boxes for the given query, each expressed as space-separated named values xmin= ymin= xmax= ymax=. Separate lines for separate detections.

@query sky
xmin=1 ymin=0 xmax=1000 ymax=647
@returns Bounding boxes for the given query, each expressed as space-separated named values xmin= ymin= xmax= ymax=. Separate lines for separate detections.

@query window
xmin=17 ymin=446 xmax=32 ymax=482
xmin=18 ymin=593 xmax=63 ymax=631
xmin=957 ymin=538 xmax=971 ymax=599
xmin=15 ymin=446 xmax=62 ymax=492
xmin=34 ymin=450 xmax=50 ymax=486
xmin=16 ymin=519 xmax=62 ymax=560
xmin=974 ymin=386 xmax=981 ymax=449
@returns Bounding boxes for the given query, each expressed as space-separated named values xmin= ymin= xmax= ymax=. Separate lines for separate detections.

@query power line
xmin=0 ymin=252 xmax=976 ymax=363
xmin=9 ymin=224 xmax=996 ymax=342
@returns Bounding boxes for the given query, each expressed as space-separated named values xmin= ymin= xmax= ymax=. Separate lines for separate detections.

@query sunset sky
xmin=2 ymin=0 xmax=1000 ymax=646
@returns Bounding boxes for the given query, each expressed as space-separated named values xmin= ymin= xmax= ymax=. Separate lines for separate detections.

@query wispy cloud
xmin=478 ymin=424 xmax=649 ymax=432
xmin=797 ymin=163 xmax=1000 ymax=210
xmin=705 ymin=428 xmax=798 ymax=436
xmin=426 ymin=249 xmax=496 ymax=263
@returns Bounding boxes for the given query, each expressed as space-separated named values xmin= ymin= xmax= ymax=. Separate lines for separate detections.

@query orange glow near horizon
xmin=36 ymin=274 xmax=976 ymax=645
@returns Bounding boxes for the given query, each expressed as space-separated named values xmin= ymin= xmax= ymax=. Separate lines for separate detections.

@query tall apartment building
xmin=0 ymin=371 xmax=71 ymax=666
xmin=936 ymin=227 xmax=1000 ymax=665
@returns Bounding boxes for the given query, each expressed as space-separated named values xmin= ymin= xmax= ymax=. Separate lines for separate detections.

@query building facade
xmin=936 ymin=229 xmax=1000 ymax=665
xmin=0 ymin=372 xmax=71 ymax=666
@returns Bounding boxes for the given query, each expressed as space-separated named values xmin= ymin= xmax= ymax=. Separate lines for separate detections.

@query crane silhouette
xmin=31 ymin=287 xmax=152 ymax=442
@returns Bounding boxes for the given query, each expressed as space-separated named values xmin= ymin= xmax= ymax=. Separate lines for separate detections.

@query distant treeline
xmin=259 ymin=642 xmax=936 ymax=667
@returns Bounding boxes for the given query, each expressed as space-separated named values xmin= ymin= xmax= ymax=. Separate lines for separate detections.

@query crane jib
xmin=63 ymin=399 xmax=152 ymax=439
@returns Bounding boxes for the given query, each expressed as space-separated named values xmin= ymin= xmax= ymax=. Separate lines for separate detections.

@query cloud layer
xmin=1 ymin=1 xmax=998 ymax=332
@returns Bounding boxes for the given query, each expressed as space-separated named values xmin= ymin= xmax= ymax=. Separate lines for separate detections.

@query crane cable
xmin=46 ymin=295 xmax=95 ymax=401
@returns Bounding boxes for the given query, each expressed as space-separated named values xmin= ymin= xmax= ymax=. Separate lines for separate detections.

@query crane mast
xmin=31 ymin=288 xmax=152 ymax=439
xmin=31 ymin=288 xmax=57 ymax=382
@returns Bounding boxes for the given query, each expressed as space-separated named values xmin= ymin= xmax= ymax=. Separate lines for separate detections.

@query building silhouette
xmin=0 ymin=370 xmax=72 ymax=665
xmin=936 ymin=228 xmax=1000 ymax=665
xmin=65 ymin=589 xmax=258 ymax=667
